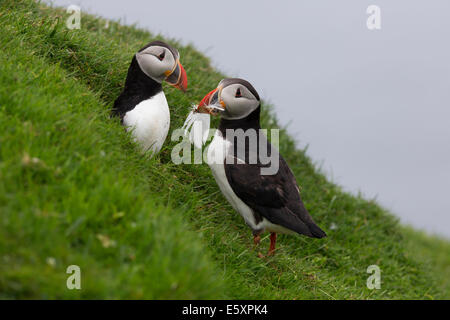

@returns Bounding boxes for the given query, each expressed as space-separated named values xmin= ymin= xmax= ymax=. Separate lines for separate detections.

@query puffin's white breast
xmin=207 ymin=131 xmax=260 ymax=230
xmin=123 ymin=91 xmax=170 ymax=155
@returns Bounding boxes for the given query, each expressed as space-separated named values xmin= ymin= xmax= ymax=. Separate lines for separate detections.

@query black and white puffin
xmin=196 ymin=78 xmax=326 ymax=255
xmin=112 ymin=40 xmax=187 ymax=155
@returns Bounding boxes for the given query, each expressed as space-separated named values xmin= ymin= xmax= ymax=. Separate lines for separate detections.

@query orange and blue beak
xmin=166 ymin=60 xmax=187 ymax=92
xmin=197 ymin=87 xmax=225 ymax=115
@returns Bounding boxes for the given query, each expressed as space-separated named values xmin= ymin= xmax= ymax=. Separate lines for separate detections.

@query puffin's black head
xmin=196 ymin=78 xmax=260 ymax=120
xmin=135 ymin=40 xmax=187 ymax=92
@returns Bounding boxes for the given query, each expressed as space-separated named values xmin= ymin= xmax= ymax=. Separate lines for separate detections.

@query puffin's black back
xmin=112 ymin=56 xmax=163 ymax=120
xmin=221 ymin=107 xmax=327 ymax=238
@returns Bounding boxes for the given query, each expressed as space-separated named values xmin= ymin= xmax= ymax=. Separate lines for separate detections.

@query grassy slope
xmin=0 ymin=3 xmax=226 ymax=299
xmin=0 ymin=0 xmax=448 ymax=299
xmin=402 ymin=227 xmax=450 ymax=296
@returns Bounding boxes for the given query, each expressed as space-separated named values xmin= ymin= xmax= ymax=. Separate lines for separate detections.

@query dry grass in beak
xmin=183 ymin=105 xmax=211 ymax=148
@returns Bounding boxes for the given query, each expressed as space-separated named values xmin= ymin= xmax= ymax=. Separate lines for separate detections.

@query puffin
xmin=112 ymin=40 xmax=187 ymax=155
xmin=196 ymin=78 xmax=326 ymax=256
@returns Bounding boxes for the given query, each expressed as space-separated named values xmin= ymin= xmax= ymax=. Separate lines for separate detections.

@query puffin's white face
xmin=218 ymin=82 xmax=260 ymax=120
xmin=135 ymin=42 xmax=187 ymax=91
xmin=197 ymin=78 xmax=260 ymax=120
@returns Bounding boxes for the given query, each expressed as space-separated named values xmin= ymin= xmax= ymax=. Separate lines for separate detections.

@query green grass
xmin=402 ymin=227 xmax=450 ymax=296
xmin=0 ymin=0 xmax=448 ymax=299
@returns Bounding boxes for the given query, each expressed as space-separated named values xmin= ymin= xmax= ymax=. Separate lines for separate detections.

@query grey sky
xmin=49 ymin=0 xmax=450 ymax=237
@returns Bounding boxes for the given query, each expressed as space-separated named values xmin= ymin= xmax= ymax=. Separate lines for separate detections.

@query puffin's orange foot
xmin=267 ymin=232 xmax=277 ymax=256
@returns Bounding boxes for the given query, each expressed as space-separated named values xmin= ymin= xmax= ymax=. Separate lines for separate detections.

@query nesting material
xmin=182 ymin=105 xmax=211 ymax=148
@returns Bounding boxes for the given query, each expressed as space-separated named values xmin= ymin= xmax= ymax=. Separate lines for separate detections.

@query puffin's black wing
xmin=225 ymin=156 xmax=326 ymax=238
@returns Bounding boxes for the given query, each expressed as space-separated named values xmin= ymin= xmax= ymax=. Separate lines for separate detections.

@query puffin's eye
xmin=158 ymin=50 xmax=165 ymax=61
xmin=235 ymin=88 xmax=242 ymax=98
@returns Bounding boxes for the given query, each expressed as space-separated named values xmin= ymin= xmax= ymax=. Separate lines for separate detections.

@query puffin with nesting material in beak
xmin=113 ymin=40 xmax=187 ymax=156
xmin=196 ymin=78 xmax=326 ymax=256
